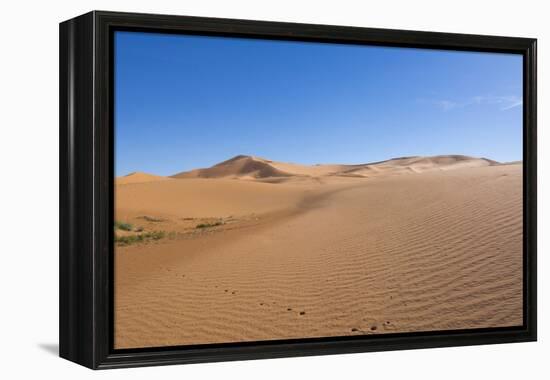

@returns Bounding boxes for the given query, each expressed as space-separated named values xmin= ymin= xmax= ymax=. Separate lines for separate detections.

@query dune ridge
xmin=117 ymin=171 xmax=170 ymax=185
xmin=169 ymin=154 xmax=498 ymax=180
xmin=172 ymin=155 xmax=293 ymax=179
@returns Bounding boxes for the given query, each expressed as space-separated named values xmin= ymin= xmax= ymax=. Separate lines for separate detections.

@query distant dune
xmin=114 ymin=155 xmax=522 ymax=349
xmin=338 ymin=155 xmax=497 ymax=177
xmin=171 ymin=155 xmax=292 ymax=179
xmin=170 ymin=154 xmax=498 ymax=180
xmin=116 ymin=171 xmax=170 ymax=185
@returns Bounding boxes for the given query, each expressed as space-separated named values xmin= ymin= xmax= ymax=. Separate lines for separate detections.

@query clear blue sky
xmin=115 ymin=31 xmax=523 ymax=176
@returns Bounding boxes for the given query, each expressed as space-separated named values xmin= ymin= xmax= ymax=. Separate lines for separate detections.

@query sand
xmin=114 ymin=156 xmax=523 ymax=348
xmin=116 ymin=171 xmax=170 ymax=185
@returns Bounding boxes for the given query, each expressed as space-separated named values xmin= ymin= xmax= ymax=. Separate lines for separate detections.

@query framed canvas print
xmin=59 ymin=11 xmax=537 ymax=369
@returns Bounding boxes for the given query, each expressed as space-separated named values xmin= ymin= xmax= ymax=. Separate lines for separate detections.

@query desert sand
xmin=116 ymin=171 xmax=170 ymax=185
xmin=114 ymin=155 xmax=523 ymax=348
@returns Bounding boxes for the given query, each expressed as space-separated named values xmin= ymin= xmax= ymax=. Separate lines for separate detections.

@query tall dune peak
xmin=172 ymin=155 xmax=291 ymax=179
xmin=214 ymin=154 xmax=266 ymax=166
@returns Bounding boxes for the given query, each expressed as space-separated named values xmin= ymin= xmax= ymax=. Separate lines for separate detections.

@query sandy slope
xmin=115 ymin=177 xmax=326 ymax=221
xmin=114 ymin=159 xmax=523 ymax=348
xmin=116 ymin=171 xmax=170 ymax=185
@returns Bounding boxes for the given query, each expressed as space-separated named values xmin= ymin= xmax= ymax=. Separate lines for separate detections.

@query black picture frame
xmin=59 ymin=10 xmax=537 ymax=369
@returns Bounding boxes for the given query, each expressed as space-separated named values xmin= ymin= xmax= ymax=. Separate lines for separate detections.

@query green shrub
xmin=140 ymin=216 xmax=165 ymax=222
xmin=115 ymin=231 xmax=165 ymax=246
xmin=196 ymin=221 xmax=223 ymax=229
xmin=114 ymin=221 xmax=133 ymax=231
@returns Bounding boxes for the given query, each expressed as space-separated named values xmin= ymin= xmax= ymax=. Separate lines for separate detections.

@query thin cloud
xmin=473 ymin=95 xmax=523 ymax=110
xmin=423 ymin=95 xmax=522 ymax=112
xmin=500 ymin=99 xmax=523 ymax=110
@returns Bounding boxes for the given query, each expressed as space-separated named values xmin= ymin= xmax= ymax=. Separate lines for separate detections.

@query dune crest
xmin=172 ymin=155 xmax=292 ymax=179
xmin=117 ymin=171 xmax=170 ymax=185
xmin=339 ymin=155 xmax=497 ymax=177
xmin=171 ymin=154 xmax=501 ymax=180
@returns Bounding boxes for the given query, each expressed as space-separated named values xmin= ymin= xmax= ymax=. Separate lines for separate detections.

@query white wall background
xmin=0 ymin=0 xmax=546 ymax=378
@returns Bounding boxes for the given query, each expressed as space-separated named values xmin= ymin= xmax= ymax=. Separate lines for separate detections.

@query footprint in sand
xmin=383 ymin=321 xmax=395 ymax=331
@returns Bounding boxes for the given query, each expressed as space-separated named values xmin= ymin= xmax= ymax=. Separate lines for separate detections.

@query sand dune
xmin=171 ymin=154 xmax=497 ymax=180
xmin=172 ymin=155 xmax=293 ymax=179
xmin=339 ymin=155 xmax=495 ymax=177
xmin=117 ymin=171 xmax=170 ymax=185
xmin=114 ymin=157 xmax=522 ymax=348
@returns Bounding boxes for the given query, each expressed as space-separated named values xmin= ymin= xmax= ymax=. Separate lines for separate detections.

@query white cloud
xmin=425 ymin=95 xmax=522 ymax=112
xmin=500 ymin=99 xmax=523 ymax=110
xmin=473 ymin=95 xmax=523 ymax=110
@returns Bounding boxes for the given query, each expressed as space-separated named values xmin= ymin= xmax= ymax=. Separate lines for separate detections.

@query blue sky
xmin=115 ymin=31 xmax=523 ymax=176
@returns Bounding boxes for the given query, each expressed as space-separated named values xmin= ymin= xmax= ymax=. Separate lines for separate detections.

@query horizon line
xmin=117 ymin=153 xmax=523 ymax=178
